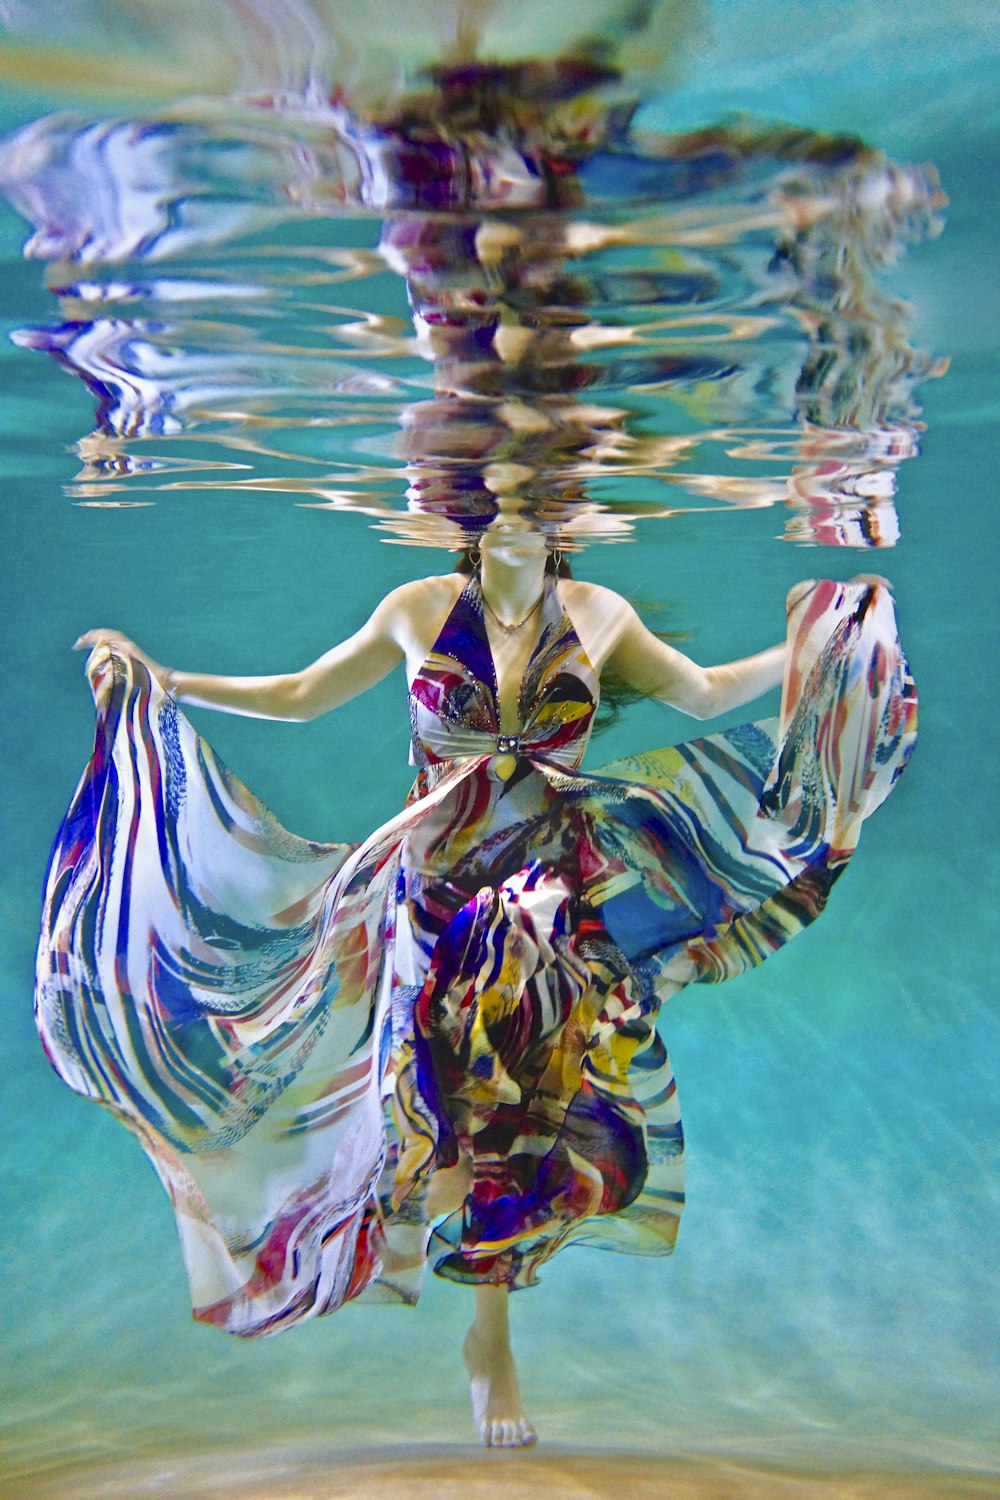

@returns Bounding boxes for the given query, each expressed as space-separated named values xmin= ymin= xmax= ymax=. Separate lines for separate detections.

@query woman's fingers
xmin=854 ymin=573 xmax=893 ymax=591
xmin=73 ymin=629 xmax=131 ymax=651
xmin=72 ymin=632 xmax=167 ymax=690
xmin=786 ymin=579 xmax=817 ymax=612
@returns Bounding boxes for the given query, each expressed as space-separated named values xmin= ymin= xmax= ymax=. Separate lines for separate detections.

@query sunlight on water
xmin=0 ymin=1 xmax=997 ymax=1496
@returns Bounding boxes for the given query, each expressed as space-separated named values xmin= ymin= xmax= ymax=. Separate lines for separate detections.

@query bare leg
xmin=423 ymin=1152 xmax=473 ymax=1222
xmin=423 ymin=1156 xmax=537 ymax=1446
xmin=463 ymin=1283 xmax=537 ymax=1448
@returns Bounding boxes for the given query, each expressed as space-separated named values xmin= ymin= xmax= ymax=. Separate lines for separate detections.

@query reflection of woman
xmin=46 ymin=518 xmax=915 ymax=1447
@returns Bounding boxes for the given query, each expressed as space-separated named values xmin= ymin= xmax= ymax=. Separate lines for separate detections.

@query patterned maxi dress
xmin=35 ymin=576 xmax=916 ymax=1335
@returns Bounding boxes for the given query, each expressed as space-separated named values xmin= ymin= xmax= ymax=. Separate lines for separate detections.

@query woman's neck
xmin=478 ymin=552 xmax=548 ymax=623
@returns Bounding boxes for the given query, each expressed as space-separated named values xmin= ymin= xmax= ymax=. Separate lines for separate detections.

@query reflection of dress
xmin=36 ymin=577 xmax=915 ymax=1336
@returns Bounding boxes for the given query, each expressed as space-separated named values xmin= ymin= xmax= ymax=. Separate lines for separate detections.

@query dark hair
xmin=455 ymin=547 xmax=572 ymax=578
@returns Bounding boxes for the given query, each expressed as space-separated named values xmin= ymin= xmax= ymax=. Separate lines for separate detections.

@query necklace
xmin=481 ymin=585 xmax=545 ymax=635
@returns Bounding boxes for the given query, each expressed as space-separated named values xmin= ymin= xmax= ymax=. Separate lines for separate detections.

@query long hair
xmin=455 ymin=548 xmax=571 ymax=578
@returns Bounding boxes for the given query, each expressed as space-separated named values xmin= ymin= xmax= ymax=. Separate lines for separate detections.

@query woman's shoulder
xmin=560 ymin=577 xmax=633 ymax=620
xmin=559 ymin=579 xmax=636 ymax=670
xmin=369 ymin=574 xmax=466 ymax=653
xmin=375 ymin=572 xmax=465 ymax=617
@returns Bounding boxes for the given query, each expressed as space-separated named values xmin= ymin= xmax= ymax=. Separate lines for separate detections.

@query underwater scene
xmin=0 ymin=1 xmax=997 ymax=1496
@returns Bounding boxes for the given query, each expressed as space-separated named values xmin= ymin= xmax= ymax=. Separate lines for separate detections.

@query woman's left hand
xmin=853 ymin=574 xmax=894 ymax=592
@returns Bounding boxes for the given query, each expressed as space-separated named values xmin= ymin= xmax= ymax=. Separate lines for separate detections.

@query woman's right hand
xmin=73 ymin=629 xmax=168 ymax=688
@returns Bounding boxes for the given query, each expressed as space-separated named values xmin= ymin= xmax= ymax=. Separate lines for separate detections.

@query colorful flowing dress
xmin=35 ymin=576 xmax=916 ymax=1336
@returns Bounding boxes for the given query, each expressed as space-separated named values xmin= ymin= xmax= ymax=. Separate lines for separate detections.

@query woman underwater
xmin=43 ymin=513 xmax=915 ymax=1448
xmin=21 ymin=3 xmax=930 ymax=1450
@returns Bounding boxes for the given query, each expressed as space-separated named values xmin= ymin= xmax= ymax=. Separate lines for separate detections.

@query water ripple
xmin=0 ymin=70 xmax=945 ymax=548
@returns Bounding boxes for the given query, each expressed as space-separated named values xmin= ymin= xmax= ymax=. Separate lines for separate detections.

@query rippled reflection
xmin=0 ymin=22 xmax=945 ymax=547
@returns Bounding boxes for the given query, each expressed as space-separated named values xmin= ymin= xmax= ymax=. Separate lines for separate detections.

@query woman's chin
xmin=482 ymin=537 xmax=546 ymax=563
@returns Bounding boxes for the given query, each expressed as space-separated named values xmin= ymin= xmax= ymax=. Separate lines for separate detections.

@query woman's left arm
xmin=602 ymin=597 xmax=786 ymax=721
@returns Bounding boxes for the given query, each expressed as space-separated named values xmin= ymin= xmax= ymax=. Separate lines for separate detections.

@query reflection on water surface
xmin=1 ymin=47 xmax=944 ymax=549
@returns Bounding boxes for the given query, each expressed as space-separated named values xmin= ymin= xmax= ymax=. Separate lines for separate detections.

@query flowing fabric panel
xmin=37 ymin=649 xmax=402 ymax=1333
xmin=585 ymin=578 xmax=917 ymax=992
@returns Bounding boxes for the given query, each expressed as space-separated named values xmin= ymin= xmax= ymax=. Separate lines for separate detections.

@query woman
xmin=44 ymin=520 xmax=914 ymax=1448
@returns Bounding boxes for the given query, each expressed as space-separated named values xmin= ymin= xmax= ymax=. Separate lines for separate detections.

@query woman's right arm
xmin=73 ymin=589 xmax=410 ymax=722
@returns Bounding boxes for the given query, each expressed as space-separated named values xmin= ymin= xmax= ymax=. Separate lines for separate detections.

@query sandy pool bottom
xmin=8 ymin=1448 xmax=998 ymax=1500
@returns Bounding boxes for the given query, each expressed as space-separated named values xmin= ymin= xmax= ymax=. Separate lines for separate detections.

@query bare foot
xmin=462 ymin=1304 xmax=537 ymax=1449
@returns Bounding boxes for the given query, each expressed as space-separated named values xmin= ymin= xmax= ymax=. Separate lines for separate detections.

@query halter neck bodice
xmin=408 ymin=575 xmax=598 ymax=771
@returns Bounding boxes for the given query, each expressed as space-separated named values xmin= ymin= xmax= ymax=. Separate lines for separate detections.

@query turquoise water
xmin=1 ymin=3 xmax=998 ymax=1494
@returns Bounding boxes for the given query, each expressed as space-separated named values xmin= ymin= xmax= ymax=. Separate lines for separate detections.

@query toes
xmin=483 ymin=1417 xmax=536 ymax=1448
